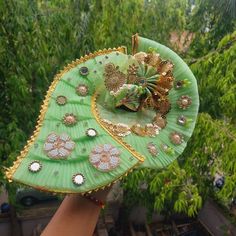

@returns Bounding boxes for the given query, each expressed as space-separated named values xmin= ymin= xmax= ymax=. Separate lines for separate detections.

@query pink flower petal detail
xmin=103 ymin=144 xmax=112 ymax=152
xmin=58 ymin=147 xmax=70 ymax=157
xmin=48 ymin=148 xmax=59 ymax=158
xmin=94 ymin=146 xmax=103 ymax=153
xmin=110 ymin=156 xmax=119 ymax=167
xmin=47 ymin=133 xmax=58 ymax=142
xmin=64 ymin=141 xmax=75 ymax=150
xmin=110 ymin=148 xmax=120 ymax=155
xmin=98 ymin=162 xmax=109 ymax=171
xmin=60 ymin=133 xmax=70 ymax=141
xmin=90 ymin=154 xmax=101 ymax=163
xmin=44 ymin=142 xmax=54 ymax=151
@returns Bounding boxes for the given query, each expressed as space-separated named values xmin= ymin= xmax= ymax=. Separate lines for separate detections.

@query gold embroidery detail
xmin=104 ymin=63 xmax=126 ymax=92
xmin=101 ymin=118 xmax=161 ymax=138
xmin=91 ymin=92 xmax=145 ymax=162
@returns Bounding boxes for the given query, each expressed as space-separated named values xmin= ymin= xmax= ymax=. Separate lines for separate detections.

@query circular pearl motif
xmin=76 ymin=84 xmax=88 ymax=96
xmin=86 ymin=128 xmax=97 ymax=137
xmin=72 ymin=173 xmax=85 ymax=186
xmin=79 ymin=66 xmax=89 ymax=76
xmin=56 ymin=95 xmax=67 ymax=105
xmin=28 ymin=161 xmax=42 ymax=172
xmin=177 ymin=95 xmax=192 ymax=109
xmin=170 ymin=132 xmax=183 ymax=145
xmin=182 ymin=99 xmax=189 ymax=105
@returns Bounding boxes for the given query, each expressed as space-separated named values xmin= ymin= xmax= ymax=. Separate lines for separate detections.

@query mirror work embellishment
xmin=28 ymin=161 xmax=42 ymax=173
xmin=72 ymin=173 xmax=85 ymax=186
xmin=79 ymin=66 xmax=89 ymax=76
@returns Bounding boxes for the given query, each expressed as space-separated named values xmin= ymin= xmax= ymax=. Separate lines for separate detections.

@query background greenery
xmin=0 ymin=0 xmax=235 ymax=217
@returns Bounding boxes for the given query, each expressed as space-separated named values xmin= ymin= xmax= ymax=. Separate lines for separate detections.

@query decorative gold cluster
xmin=103 ymin=51 xmax=175 ymax=117
xmin=104 ymin=63 xmax=126 ymax=92
xmin=102 ymin=119 xmax=163 ymax=138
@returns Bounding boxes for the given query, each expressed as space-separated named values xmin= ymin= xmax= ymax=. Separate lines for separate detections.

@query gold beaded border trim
xmin=9 ymin=163 xmax=138 ymax=194
xmin=91 ymin=92 xmax=145 ymax=162
xmin=5 ymin=46 xmax=127 ymax=182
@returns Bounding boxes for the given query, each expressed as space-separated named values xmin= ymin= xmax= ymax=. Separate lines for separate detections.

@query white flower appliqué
xmin=44 ymin=133 xmax=75 ymax=159
xmin=89 ymin=144 xmax=120 ymax=172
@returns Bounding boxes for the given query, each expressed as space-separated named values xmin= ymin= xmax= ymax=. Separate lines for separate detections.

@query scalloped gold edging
xmin=6 ymin=46 xmax=127 ymax=182
xmin=91 ymin=92 xmax=145 ymax=162
xmin=10 ymin=163 xmax=138 ymax=194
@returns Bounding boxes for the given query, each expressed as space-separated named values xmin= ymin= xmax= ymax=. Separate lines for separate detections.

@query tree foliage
xmin=187 ymin=0 xmax=236 ymax=57
xmin=190 ymin=31 xmax=236 ymax=122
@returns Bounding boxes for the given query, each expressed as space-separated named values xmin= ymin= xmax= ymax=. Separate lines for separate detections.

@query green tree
xmin=187 ymin=0 xmax=236 ymax=57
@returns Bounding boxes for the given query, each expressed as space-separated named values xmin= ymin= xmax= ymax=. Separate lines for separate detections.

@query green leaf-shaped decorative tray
xmin=6 ymin=35 xmax=199 ymax=193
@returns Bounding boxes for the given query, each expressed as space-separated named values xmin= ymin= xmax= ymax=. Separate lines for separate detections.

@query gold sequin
xmin=56 ymin=96 xmax=67 ymax=105
xmin=170 ymin=132 xmax=183 ymax=145
xmin=63 ymin=113 xmax=77 ymax=126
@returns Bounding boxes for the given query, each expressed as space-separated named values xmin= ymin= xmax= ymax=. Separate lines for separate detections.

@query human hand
xmin=42 ymin=186 xmax=112 ymax=236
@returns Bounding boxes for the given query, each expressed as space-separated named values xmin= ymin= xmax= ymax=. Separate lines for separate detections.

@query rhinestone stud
xmin=28 ymin=161 xmax=42 ymax=173
xmin=72 ymin=173 xmax=85 ymax=186
xmin=86 ymin=128 xmax=97 ymax=137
